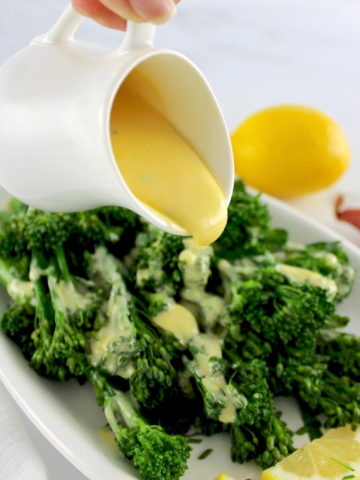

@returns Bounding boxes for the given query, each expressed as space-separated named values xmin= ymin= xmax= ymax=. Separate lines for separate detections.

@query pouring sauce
xmin=110 ymin=70 xmax=227 ymax=246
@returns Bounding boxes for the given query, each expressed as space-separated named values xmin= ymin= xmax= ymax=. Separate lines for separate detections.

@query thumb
xmin=72 ymin=0 xmax=127 ymax=29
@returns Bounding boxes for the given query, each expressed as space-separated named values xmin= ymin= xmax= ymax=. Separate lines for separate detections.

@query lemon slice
xmin=215 ymin=474 xmax=236 ymax=480
xmin=262 ymin=426 xmax=360 ymax=480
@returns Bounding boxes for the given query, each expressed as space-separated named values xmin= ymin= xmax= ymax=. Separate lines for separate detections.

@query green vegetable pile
xmin=0 ymin=180 xmax=359 ymax=480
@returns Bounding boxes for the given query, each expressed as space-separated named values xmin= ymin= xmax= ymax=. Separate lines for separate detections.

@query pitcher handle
xmin=43 ymin=3 xmax=156 ymax=51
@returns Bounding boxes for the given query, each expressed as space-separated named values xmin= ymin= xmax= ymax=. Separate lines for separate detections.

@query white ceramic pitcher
xmin=0 ymin=4 xmax=234 ymax=236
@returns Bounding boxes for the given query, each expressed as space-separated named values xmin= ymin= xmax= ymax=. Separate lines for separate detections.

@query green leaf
xmin=198 ymin=449 xmax=213 ymax=460
xmin=330 ymin=458 xmax=355 ymax=472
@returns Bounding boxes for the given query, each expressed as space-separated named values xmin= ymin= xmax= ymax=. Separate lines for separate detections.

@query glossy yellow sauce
xmin=153 ymin=303 xmax=240 ymax=424
xmin=110 ymin=71 xmax=227 ymax=246
xmin=153 ymin=303 xmax=199 ymax=345
xmin=98 ymin=426 xmax=117 ymax=452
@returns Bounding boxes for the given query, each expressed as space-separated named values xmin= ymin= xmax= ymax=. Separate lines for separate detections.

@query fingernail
xmin=130 ymin=0 xmax=176 ymax=23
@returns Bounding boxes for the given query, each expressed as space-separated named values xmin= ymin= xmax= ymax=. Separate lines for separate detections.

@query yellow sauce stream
xmin=110 ymin=71 xmax=227 ymax=246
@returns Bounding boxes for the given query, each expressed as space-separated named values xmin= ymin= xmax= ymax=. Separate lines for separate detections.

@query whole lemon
xmin=231 ymin=105 xmax=351 ymax=197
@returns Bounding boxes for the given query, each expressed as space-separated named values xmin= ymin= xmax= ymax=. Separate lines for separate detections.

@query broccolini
xmin=0 ymin=180 xmax=358 ymax=479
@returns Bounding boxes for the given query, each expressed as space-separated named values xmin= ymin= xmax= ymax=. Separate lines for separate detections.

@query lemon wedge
xmin=262 ymin=425 xmax=360 ymax=480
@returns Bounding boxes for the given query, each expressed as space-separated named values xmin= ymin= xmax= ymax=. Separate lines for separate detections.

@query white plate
xmin=0 ymin=190 xmax=359 ymax=480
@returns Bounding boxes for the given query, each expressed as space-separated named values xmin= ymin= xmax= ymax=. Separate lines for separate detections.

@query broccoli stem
xmin=54 ymin=246 xmax=71 ymax=281
xmin=297 ymin=398 xmax=322 ymax=440
xmin=47 ymin=263 xmax=74 ymax=350
xmin=90 ymin=368 xmax=142 ymax=430
xmin=30 ymin=268 xmax=70 ymax=379
xmin=107 ymin=386 xmax=144 ymax=431
xmin=32 ymin=276 xmax=54 ymax=350
xmin=29 ymin=254 xmax=72 ymax=380
xmin=29 ymin=253 xmax=53 ymax=350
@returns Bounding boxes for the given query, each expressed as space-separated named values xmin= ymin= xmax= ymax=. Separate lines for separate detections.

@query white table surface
xmin=1 ymin=0 xmax=360 ymax=478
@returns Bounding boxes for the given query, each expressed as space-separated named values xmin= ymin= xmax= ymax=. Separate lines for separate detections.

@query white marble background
xmin=1 ymin=0 xmax=360 ymax=478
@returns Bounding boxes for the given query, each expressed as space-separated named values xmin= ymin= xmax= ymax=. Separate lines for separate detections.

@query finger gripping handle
xmin=44 ymin=3 xmax=156 ymax=49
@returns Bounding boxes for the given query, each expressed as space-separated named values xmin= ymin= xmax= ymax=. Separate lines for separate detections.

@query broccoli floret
xmin=88 ymin=247 xmax=179 ymax=408
xmin=69 ymin=208 xmax=136 ymax=254
xmin=131 ymin=225 xmax=184 ymax=295
xmin=272 ymin=349 xmax=360 ymax=429
xmin=228 ymin=329 xmax=273 ymax=362
xmin=230 ymin=413 xmax=293 ymax=468
xmin=0 ymin=208 xmax=103 ymax=380
xmin=0 ymin=250 xmax=59 ymax=380
xmin=219 ymin=260 xmax=337 ymax=349
xmin=317 ymin=330 xmax=360 ymax=381
xmin=22 ymin=211 xmax=104 ymax=378
xmin=94 ymin=206 xmax=141 ymax=252
xmin=1 ymin=302 xmax=36 ymax=360
xmin=90 ymin=370 xmax=191 ymax=480
xmin=0 ymin=198 xmax=28 ymax=260
xmin=224 ymin=351 xmax=294 ymax=466
xmin=24 ymin=208 xmax=78 ymax=252
xmin=2 ymin=203 xmax=140 ymax=266
xmin=46 ymin=259 xmax=101 ymax=378
xmin=214 ymin=180 xmax=287 ymax=260
xmin=302 ymin=370 xmax=360 ymax=429
xmin=0 ymin=207 xmax=27 ymax=260
xmin=226 ymin=356 xmax=275 ymax=427
xmin=279 ymin=241 xmax=355 ymax=301
xmin=128 ymin=320 xmax=179 ymax=408
xmin=254 ymin=414 xmax=294 ymax=469
xmin=270 ymin=348 xmax=325 ymax=396
xmin=24 ymin=205 xmax=140 ymax=253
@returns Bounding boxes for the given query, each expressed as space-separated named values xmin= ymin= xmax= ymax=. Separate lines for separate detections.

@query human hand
xmin=72 ymin=0 xmax=180 ymax=30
